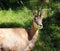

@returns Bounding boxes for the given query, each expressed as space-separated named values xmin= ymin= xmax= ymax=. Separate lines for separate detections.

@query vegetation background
xmin=0 ymin=0 xmax=60 ymax=51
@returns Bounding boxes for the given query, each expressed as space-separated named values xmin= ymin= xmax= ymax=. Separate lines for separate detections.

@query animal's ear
xmin=38 ymin=9 xmax=41 ymax=16
xmin=40 ymin=9 xmax=46 ymax=18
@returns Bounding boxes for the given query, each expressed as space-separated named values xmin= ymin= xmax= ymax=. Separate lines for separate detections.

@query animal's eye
xmin=34 ymin=17 xmax=37 ymax=20
xmin=35 ymin=17 xmax=37 ymax=19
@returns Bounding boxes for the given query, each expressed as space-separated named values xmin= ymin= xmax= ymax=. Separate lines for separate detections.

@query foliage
xmin=0 ymin=7 xmax=32 ymax=28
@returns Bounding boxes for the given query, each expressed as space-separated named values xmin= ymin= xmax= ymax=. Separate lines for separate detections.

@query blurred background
xmin=0 ymin=0 xmax=60 ymax=51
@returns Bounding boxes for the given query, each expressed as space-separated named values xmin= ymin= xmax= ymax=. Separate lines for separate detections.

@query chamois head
xmin=33 ymin=9 xmax=45 ymax=29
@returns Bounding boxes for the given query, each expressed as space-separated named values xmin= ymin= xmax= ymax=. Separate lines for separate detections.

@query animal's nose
xmin=39 ymin=24 xmax=43 ymax=29
xmin=40 ymin=25 xmax=43 ymax=26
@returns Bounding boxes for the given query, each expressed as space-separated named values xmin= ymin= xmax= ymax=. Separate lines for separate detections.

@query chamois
xmin=0 ymin=9 xmax=45 ymax=51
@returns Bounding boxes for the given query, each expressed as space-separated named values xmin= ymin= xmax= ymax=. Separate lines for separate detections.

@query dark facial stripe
xmin=34 ymin=20 xmax=39 ymax=26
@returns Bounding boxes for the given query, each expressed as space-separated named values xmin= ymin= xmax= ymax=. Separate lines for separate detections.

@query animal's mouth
xmin=38 ymin=25 xmax=43 ymax=29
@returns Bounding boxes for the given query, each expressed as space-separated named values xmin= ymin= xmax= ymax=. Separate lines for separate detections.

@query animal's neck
xmin=25 ymin=22 xmax=39 ymax=51
xmin=28 ymin=21 xmax=39 ymax=40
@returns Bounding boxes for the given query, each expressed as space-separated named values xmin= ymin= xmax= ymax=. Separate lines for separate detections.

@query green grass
xmin=0 ymin=2 xmax=60 ymax=51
